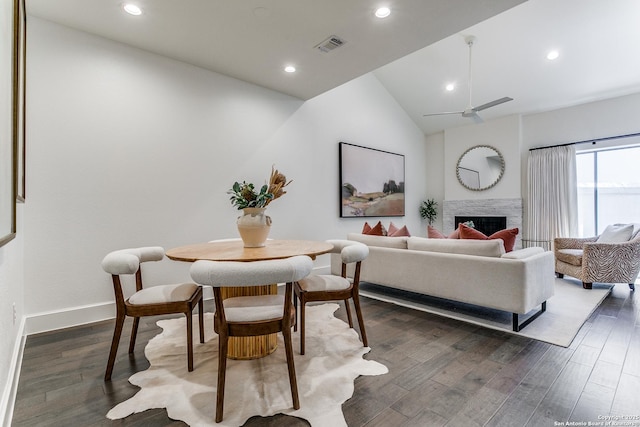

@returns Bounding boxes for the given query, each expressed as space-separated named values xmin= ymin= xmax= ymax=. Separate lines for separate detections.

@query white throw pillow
xmin=597 ymin=224 xmax=634 ymax=243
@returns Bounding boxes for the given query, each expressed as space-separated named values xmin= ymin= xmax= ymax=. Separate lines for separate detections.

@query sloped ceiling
xmin=26 ymin=0 xmax=640 ymax=136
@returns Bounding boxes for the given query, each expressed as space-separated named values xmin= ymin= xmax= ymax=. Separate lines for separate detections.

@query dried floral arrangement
xmin=228 ymin=166 xmax=292 ymax=209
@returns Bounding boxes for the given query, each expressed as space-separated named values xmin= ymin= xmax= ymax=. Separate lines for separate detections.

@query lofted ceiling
xmin=26 ymin=0 xmax=640 ymax=136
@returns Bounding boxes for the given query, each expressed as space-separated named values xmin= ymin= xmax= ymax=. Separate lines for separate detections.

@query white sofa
xmin=331 ymin=233 xmax=555 ymax=331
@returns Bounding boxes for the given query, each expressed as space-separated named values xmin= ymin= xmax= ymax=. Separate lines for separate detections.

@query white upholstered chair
xmin=189 ymin=255 xmax=313 ymax=423
xmin=294 ymin=240 xmax=369 ymax=355
xmin=101 ymin=246 xmax=204 ymax=381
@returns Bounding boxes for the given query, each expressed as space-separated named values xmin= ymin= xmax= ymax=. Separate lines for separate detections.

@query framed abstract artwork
xmin=339 ymin=142 xmax=405 ymax=218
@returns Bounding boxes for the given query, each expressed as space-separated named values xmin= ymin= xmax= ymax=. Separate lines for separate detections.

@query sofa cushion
xmin=556 ymin=248 xmax=583 ymax=266
xmin=427 ymin=225 xmax=459 ymax=239
xmin=407 ymin=236 xmax=505 ymax=257
xmin=459 ymin=224 xmax=519 ymax=252
xmin=347 ymin=233 xmax=408 ymax=249
xmin=597 ymin=224 xmax=634 ymax=243
xmin=501 ymin=247 xmax=544 ymax=259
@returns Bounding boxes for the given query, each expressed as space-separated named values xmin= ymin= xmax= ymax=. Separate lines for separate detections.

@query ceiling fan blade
xmin=473 ymin=97 xmax=513 ymax=112
xmin=470 ymin=113 xmax=484 ymax=124
xmin=423 ymin=111 xmax=464 ymax=117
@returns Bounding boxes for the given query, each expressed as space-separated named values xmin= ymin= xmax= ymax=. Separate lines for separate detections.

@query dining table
xmin=166 ymin=239 xmax=333 ymax=360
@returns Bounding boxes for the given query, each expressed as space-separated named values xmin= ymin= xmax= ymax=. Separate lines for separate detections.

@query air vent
xmin=315 ymin=35 xmax=346 ymax=53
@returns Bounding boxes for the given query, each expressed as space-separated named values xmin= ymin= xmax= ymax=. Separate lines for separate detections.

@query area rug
xmin=107 ymin=303 xmax=388 ymax=426
xmin=359 ymin=277 xmax=613 ymax=347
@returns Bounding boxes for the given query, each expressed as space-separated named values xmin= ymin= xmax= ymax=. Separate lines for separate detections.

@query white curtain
xmin=526 ymin=145 xmax=578 ymax=249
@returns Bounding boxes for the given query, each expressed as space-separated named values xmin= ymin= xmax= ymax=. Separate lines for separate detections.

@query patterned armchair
xmin=554 ymin=225 xmax=640 ymax=290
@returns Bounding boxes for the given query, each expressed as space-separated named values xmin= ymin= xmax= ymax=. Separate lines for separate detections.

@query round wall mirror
xmin=456 ymin=145 xmax=505 ymax=191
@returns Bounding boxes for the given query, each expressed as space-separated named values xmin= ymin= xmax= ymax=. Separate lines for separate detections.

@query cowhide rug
xmin=107 ymin=303 xmax=388 ymax=426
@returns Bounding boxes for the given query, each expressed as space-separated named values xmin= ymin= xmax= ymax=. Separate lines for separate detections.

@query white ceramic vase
xmin=237 ymin=207 xmax=271 ymax=247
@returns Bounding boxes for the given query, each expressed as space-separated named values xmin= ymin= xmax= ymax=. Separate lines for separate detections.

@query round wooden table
xmin=166 ymin=239 xmax=333 ymax=359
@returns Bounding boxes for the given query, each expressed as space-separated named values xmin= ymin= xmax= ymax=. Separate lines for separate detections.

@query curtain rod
xmin=529 ymin=131 xmax=640 ymax=151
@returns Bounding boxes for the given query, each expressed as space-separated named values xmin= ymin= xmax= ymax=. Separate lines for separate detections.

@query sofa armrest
xmin=501 ymin=247 xmax=544 ymax=259
xmin=554 ymin=236 xmax=597 ymax=251
xmin=581 ymin=239 xmax=640 ymax=283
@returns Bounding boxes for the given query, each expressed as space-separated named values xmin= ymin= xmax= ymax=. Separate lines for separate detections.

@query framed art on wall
xmin=339 ymin=142 xmax=405 ymax=218
xmin=1 ymin=0 xmax=19 ymax=247
xmin=14 ymin=0 xmax=26 ymax=202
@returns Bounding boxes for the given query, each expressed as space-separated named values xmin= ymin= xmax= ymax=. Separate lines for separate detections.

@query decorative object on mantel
xmin=228 ymin=166 xmax=291 ymax=247
xmin=419 ymin=198 xmax=438 ymax=225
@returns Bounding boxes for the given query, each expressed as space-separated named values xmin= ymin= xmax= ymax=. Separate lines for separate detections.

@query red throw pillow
xmin=489 ymin=228 xmax=519 ymax=252
xmin=428 ymin=225 xmax=459 ymax=239
xmin=389 ymin=225 xmax=411 ymax=237
xmin=387 ymin=222 xmax=399 ymax=236
xmin=364 ymin=221 xmax=386 ymax=236
xmin=362 ymin=222 xmax=372 ymax=234
xmin=459 ymin=224 xmax=519 ymax=252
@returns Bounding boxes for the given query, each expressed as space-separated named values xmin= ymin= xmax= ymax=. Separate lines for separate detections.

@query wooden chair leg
xmin=128 ymin=317 xmax=139 ymax=354
xmin=198 ymin=298 xmax=205 ymax=344
xmin=105 ymin=314 xmax=126 ymax=381
xmin=293 ymin=291 xmax=298 ymax=332
xmin=282 ymin=327 xmax=300 ymax=409
xmin=344 ymin=299 xmax=354 ymax=328
xmin=352 ymin=294 xmax=368 ymax=347
xmin=299 ymin=299 xmax=306 ymax=355
xmin=216 ymin=332 xmax=229 ymax=423
xmin=186 ymin=312 xmax=194 ymax=372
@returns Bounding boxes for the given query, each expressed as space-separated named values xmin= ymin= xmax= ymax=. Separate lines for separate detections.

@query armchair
xmin=554 ymin=225 xmax=640 ymax=290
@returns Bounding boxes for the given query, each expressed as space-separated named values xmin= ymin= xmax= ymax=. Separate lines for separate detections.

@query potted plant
xmin=419 ymin=198 xmax=438 ymax=225
xmin=227 ymin=166 xmax=291 ymax=247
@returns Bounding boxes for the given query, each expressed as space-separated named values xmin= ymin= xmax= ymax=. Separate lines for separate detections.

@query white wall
xmin=0 ymin=215 xmax=24 ymax=426
xmin=22 ymin=17 xmax=427 ymax=333
xmin=0 ymin=0 xmax=26 ymax=422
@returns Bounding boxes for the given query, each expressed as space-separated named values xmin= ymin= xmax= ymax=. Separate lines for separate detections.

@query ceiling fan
xmin=423 ymin=35 xmax=513 ymax=123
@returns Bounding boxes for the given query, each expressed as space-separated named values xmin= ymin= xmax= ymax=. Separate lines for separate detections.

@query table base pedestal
xmin=220 ymin=284 xmax=278 ymax=360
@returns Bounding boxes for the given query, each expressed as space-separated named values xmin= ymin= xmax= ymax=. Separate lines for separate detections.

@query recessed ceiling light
xmin=123 ymin=3 xmax=142 ymax=15
xmin=284 ymin=66 xmax=296 ymax=73
xmin=547 ymin=50 xmax=560 ymax=60
xmin=445 ymin=83 xmax=455 ymax=92
xmin=375 ymin=7 xmax=391 ymax=18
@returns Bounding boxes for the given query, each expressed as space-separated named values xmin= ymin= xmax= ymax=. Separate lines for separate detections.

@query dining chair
xmin=101 ymin=246 xmax=204 ymax=381
xmin=189 ymin=255 xmax=313 ymax=423
xmin=293 ymin=240 xmax=369 ymax=355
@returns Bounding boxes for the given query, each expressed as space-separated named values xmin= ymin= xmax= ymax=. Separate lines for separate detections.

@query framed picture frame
xmin=1 ymin=0 xmax=19 ymax=247
xmin=14 ymin=0 xmax=26 ymax=202
xmin=339 ymin=142 xmax=405 ymax=218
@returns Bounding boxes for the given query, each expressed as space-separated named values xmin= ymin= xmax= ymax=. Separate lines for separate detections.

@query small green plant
xmin=419 ymin=198 xmax=438 ymax=225
xmin=228 ymin=181 xmax=273 ymax=209
xmin=227 ymin=166 xmax=292 ymax=210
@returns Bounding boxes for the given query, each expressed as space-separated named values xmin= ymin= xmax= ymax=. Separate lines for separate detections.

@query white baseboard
xmin=25 ymin=301 xmax=117 ymax=335
xmin=1 ymin=316 xmax=26 ymax=427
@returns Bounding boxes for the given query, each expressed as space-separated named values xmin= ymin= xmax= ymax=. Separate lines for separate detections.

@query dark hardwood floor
xmin=12 ymin=282 xmax=640 ymax=427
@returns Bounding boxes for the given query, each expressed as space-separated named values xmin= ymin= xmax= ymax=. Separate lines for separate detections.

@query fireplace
xmin=455 ymin=216 xmax=506 ymax=236
xmin=443 ymin=198 xmax=523 ymax=249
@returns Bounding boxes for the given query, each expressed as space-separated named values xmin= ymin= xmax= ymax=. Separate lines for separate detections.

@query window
xmin=576 ymin=144 xmax=640 ymax=237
